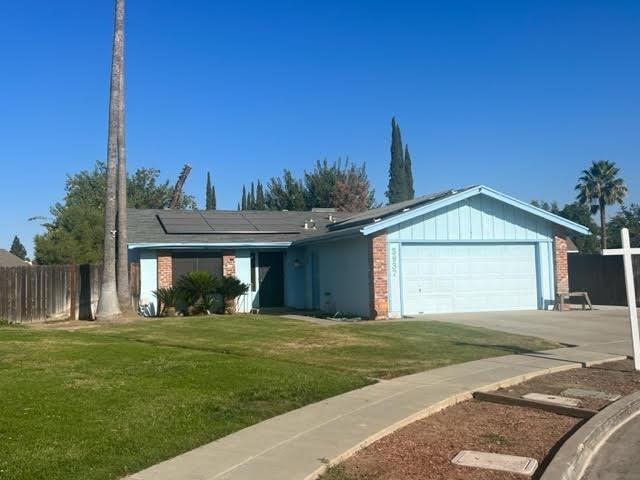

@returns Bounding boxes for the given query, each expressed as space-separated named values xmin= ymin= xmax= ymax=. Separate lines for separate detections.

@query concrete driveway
xmin=411 ymin=306 xmax=635 ymax=357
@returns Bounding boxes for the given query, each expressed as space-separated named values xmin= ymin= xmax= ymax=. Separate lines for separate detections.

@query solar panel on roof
xmin=157 ymin=213 xmax=213 ymax=234
xmin=158 ymin=211 xmax=303 ymax=235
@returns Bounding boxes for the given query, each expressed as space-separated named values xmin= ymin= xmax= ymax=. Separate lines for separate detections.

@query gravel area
xmin=322 ymin=360 xmax=640 ymax=480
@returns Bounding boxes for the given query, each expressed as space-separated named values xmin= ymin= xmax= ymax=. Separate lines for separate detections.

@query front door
xmin=258 ymin=252 xmax=284 ymax=307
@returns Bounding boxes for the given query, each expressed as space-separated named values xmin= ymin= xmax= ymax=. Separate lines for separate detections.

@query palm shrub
xmin=218 ymin=276 xmax=249 ymax=314
xmin=175 ymin=271 xmax=220 ymax=315
xmin=152 ymin=287 xmax=180 ymax=316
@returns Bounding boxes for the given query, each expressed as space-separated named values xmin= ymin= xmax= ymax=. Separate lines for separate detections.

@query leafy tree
xmin=404 ymin=145 xmax=414 ymax=200
xmin=34 ymin=163 xmax=195 ymax=264
xmin=607 ymin=204 xmax=640 ymax=248
xmin=386 ymin=117 xmax=406 ymax=204
xmin=304 ymin=159 xmax=338 ymax=208
xmin=575 ymin=160 xmax=627 ymax=249
xmin=531 ymin=200 xmax=599 ymax=254
xmin=531 ymin=200 xmax=560 ymax=214
xmin=558 ymin=202 xmax=600 ymax=254
xmin=266 ymin=170 xmax=306 ymax=211
xmin=334 ymin=162 xmax=377 ymax=212
xmin=9 ymin=235 xmax=28 ymax=261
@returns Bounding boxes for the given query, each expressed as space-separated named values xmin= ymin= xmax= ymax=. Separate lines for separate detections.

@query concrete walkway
xmin=413 ymin=307 xmax=635 ymax=349
xmin=126 ymin=340 xmax=630 ymax=479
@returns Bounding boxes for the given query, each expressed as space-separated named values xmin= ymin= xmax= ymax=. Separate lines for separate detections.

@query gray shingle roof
xmin=329 ymin=186 xmax=477 ymax=231
xmin=127 ymin=209 xmax=351 ymax=245
xmin=127 ymin=187 xmax=476 ymax=246
xmin=0 ymin=249 xmax=28 ymax=267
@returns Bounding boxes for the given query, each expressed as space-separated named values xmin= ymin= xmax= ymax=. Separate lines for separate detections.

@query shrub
xmin=152 ymin=287 xmax=180 ymax=316
xmin=175 ymin=271 xmax=220 ymax=315
xmin=218 ymin=276 xmax=249 ymax=314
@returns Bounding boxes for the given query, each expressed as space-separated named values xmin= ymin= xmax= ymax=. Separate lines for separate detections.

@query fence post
xmin=68 ymin=265 xmax=77 ymax=321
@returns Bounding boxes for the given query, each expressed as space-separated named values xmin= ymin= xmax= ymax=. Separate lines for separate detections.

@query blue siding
xmin=300 ymin=237 xmax=370 ymax=317
xmin=386 ymin=193 xmax=556 ymax=316
xmin=284 ymin=247 xmax=307 ymax=308
xmin=234 ymin=250 xmax=252 ymax=312
xmin=387 ymin=194 xmax=553 ymax=241
xmin=139 ymin=250 xmax=158 ymax=315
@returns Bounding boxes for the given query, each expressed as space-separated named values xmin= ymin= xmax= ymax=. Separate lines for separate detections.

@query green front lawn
xmin=0 ymin=315 xmax=554 ymax=480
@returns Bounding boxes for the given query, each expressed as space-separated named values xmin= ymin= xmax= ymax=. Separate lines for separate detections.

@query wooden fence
xmin=568 ymin=254 xmax=640 ymax=306
xmin=0 ymin=263 xmax=139 ymax=323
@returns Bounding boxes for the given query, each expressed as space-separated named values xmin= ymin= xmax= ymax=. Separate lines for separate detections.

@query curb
xmin=540 ymin=391 xmax=640 ymax=480
xmin=306 ymin=359 xmax=598 ymax=480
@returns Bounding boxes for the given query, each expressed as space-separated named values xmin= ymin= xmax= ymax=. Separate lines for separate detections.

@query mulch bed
xmin=323 ymin=360 xmax=640 ymax=480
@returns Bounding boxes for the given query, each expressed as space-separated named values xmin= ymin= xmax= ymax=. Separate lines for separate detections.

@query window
xmin=172 ymin=252 xmax=223 ymax=282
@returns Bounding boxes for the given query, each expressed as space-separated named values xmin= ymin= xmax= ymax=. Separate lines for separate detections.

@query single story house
xmin=128 ymin=185 xmax=589 ymax=318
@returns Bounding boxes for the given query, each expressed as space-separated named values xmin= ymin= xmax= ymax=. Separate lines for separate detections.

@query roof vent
xmin=304 ymin=218 xmax=317 ymax=230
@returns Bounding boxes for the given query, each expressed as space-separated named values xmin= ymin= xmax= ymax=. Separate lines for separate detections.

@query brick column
xmin=222 ymin=250 xmax=236 ymax=277
xmin=553 ymin=234 xmax=569 ymax=295
xmin=368 ymin=232 xmax=388 ymax=320
xmin=157 ymin=251 xmax=173 ymax=288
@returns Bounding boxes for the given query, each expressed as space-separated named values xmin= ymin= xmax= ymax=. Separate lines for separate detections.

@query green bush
xmin=175 ymin=271 xmax=220 ymax=315
xmin=218 ymin=276 xmax=249 ymax=314
xmin=152 ymin=287 xmax=180 ymax=316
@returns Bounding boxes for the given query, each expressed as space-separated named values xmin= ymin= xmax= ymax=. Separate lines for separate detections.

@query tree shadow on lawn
xmin=452 ymin=341 xmax=551 ymax=356
xmin=452 ymin=341 xmax=593 ymax=367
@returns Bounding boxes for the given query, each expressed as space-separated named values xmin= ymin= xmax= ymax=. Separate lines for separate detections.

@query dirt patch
xmin=501 ymin=360 xmax=640 ymax=411
xmin=322 ymin=360 xmax=640 ymax=480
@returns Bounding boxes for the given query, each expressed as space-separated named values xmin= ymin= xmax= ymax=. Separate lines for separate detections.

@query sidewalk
xmin=125 ymin=341 xmax=630 ymax=480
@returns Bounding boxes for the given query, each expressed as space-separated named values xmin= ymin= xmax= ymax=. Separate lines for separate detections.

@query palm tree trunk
xmin=96 ymin=0 xmax=124 ymax=320
xmin=599 ymin=198 xmax=607 ymax=251
xmin=116 ymin=6 xmax=131 ymax=311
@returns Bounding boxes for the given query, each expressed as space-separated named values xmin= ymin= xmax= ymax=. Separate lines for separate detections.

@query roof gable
xmin=360 ymin=185 xmax=590 ymax=236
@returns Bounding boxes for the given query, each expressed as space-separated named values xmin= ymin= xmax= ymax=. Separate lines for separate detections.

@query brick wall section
xmin=157 ymin=251 xmax=172 ymax=288
xmin=554 ymin=234 xmax=569 ymax=295
xmin=368 ymin=232 xmax=388 ymax=319
xmin=222 ymin=251 xmax=236 ymax=277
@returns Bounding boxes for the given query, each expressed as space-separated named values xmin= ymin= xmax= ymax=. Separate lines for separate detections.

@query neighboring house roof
xmin=566 ymin=237 xmax=579 ymax=253
xmin=127 ymin=185 xmax=590 ymax=248
xmin=0 ymin=249 xmax=28 ymax=267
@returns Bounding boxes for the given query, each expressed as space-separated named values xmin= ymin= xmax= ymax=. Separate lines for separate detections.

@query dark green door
xmin=258 ymin=252 xmax=284 ymax=307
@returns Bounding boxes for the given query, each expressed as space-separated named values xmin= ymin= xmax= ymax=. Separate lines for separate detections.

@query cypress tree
xmin=10 ymin=235 xmax=28 ymax=261
xmin=386 ymin=117 xmax=406 ymax=204
xmin=211 ymin=183 xmax=216 ymax=210
xmin=237 ymin=201 xmax=241 ymax=211
xmin=404 ymin=145 xmax=414 ymax=200
xmin=241 ymin=185 xmax=247 ymax=210
xmin=205 ymin=172 xmax=213 ymax=209
xmin=250 ymin=182 xmax=256 ymax=210
xmin=256 ymin=180 xmax=265 ymax=210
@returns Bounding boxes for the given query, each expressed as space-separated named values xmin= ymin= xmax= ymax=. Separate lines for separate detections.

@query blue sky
xmin=2 ymin=1 xmax=639 ymax=256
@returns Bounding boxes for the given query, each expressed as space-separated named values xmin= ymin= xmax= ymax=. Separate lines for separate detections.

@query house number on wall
xmin=390 ymin=245 xmax=398 ymax=278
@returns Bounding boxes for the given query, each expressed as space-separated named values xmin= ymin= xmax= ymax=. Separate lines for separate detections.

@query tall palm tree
xmin=575 ymin=160 xmax=627 ymax=250
xmin=96 ymin=0 xmax=125 ymax=320
xmin=116 ymin=6 xmax=131 ymax=311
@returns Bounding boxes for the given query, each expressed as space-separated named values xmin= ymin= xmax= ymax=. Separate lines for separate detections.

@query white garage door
xmin=401 ymin=244 xmax=538 ymax=314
